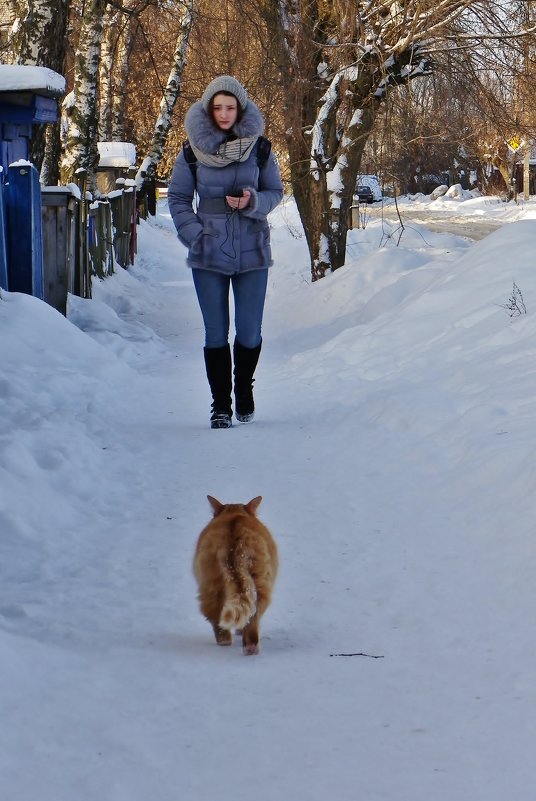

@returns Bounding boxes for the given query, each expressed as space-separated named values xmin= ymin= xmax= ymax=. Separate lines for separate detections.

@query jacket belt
xmin=198 ymin=197 xmax=233 ymax=214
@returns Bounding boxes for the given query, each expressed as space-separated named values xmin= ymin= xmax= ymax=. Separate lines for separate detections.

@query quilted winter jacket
xmin=167 ymin=99 xmax=283 ymax=275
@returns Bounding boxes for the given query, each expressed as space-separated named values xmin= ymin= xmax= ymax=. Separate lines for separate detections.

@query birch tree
xmin=5 ymin=0 xmax=69 ymax=66
xmin=60 ymin=0 xmax=105 ymax=191
xmin=136 ymin=1 xmax=196 ymax=192
xmin=98 ymin=2 xmax=137 ymax=142
xmin=111 ymin=13 xmax=136 ymax=140
xmin=4 ymin=0 xmax=70 ymax=182
xmin=98 ymin=6 xmax=121 ymax=142
xmin=268 ymin=0 xmax=535 ymax=281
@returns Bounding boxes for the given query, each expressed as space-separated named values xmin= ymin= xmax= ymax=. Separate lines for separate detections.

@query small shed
xmin=97 ymin=141 xmax=137 ymax=194
xmin=514 ymin=143 xmax=536 ymax=196
xmin=0 ymin=65 xmax=65 ymax=174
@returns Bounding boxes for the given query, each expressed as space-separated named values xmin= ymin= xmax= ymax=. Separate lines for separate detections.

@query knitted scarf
xmin=189 ymin=135 xmax=258 ymax=168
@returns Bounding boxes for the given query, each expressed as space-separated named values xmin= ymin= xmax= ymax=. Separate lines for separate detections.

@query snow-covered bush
xmin=430 ymin=184 xmax=449 ymax=200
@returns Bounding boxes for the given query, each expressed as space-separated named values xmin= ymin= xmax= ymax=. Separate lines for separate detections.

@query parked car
xmin=355 ymin=174 xmax=383 ymax=202
xmin=355 ymin=184 xmax=374 ymax=204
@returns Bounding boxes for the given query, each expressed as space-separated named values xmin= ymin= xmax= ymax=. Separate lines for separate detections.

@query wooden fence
xmin=42 ymin=186 xmax=83 ymax=314
xmin=0 ymin=172 xmax=8 ymax=292
xmin=0 ymin=164 xmax=138 ymax=315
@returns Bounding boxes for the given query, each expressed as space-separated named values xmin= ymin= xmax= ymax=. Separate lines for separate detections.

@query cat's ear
xmin=207 ymin=495 xmax=223 ymax=515
xmin=246 ymin=496 xmax=262 ymax=515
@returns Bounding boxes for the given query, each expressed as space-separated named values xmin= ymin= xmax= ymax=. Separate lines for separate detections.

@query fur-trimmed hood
xmin=168 ymin=99 xmax=283 ymax=273
xmin=184 ymin=99 xmax=265 ymax=155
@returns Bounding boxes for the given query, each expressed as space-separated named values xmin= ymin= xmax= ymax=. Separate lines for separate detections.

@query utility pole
xmin=524 ymin=147 xmax=530 ymax=201
xmin=522 ymin=1 xmax=534 ymax=200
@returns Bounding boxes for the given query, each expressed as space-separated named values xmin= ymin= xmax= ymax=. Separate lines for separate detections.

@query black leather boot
xmin=204 ymin=345 xmax=232 ymax=429
xmin=233 ymin=339 xmax=262 ymax=423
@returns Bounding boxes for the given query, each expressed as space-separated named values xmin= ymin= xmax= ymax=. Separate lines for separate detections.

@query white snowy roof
xmin=514 ymin=144 xmax=536 ymax=166
xmin=0 ymin=65 xmax=65 ymax=97
xmin=97 ymin=142 xmax=137 ymax=168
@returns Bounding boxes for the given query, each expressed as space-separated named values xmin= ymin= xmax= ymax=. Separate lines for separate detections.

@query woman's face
xmin=211 ymin=93 xmax=238 ymax=131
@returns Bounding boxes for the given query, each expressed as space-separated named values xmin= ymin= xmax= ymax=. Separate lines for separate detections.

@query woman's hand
xmin=225 ymin=190 xmax=251 ymax=210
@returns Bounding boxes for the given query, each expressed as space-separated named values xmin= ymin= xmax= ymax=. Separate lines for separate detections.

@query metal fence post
xmin=0 ymin=176 xmax=8 ymax=291
xmin=5 ymin=163 xmax=44 ymax=299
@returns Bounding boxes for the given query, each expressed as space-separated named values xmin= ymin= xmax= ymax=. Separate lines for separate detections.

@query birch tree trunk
xmin=60 ymin=0 xmax=105 ymax=193
xmin=98 ymin=2 xmax=136 ymax=142
xmin=4 ymin=0 xmax=70 ymax=181
xmin=135 ymin=2 xmax=196 ymax=191
xmin=111 ymin=13 xmax=136 ymax=140
xmin=98 ymin=6 xmax=121 ymax=142
xmin=7 ymin=0 xmax=64 ymax=64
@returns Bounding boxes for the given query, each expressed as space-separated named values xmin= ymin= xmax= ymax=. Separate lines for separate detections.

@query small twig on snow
xmin=500 ymin=281 xmax=526 ymax=317
xmin=330 ymin=652 xmax=385 ymax=658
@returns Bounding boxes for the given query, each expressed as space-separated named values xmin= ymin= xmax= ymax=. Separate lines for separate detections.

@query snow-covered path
xmin=1 ymin=198 xmax=535 ymax=800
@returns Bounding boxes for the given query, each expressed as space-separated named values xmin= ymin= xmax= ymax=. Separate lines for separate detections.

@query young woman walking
xmin=168 ymin=75 xmax=283 ymax=428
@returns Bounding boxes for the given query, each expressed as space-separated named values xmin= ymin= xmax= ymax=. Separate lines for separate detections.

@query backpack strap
xmin=256 ymin=136 xmax=271 ymax=169
xmin=183 ymin=140 xmax=197 ymax=181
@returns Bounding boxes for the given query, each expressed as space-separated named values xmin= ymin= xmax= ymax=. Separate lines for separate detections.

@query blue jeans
xmin=192 ymin=268 xmax=268 ymax=349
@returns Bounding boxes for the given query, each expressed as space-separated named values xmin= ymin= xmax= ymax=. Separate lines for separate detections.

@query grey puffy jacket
xmin=168 ymin=100 xmax=283 ymax=275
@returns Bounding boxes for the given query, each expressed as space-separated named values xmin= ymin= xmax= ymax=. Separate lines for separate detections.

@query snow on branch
xmin=374 ymin=50 xmax=431 ymax=98
xmin=309 ymin=71 xmax=343 ymax=180
xmin=326 ymin=104 xmax=364 ymax=212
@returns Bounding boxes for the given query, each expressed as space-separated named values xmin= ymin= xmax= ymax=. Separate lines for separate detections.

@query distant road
xmin=367 ymin=205 xmax=504 ymax=241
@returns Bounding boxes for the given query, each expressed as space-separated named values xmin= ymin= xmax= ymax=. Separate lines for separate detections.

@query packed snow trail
xmin=1 ymin=199 xmax=535 ymax=800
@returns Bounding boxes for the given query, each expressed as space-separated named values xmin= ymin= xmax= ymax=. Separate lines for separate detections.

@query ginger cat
xmin=193 ymin=495 xmax=278 ymax=655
